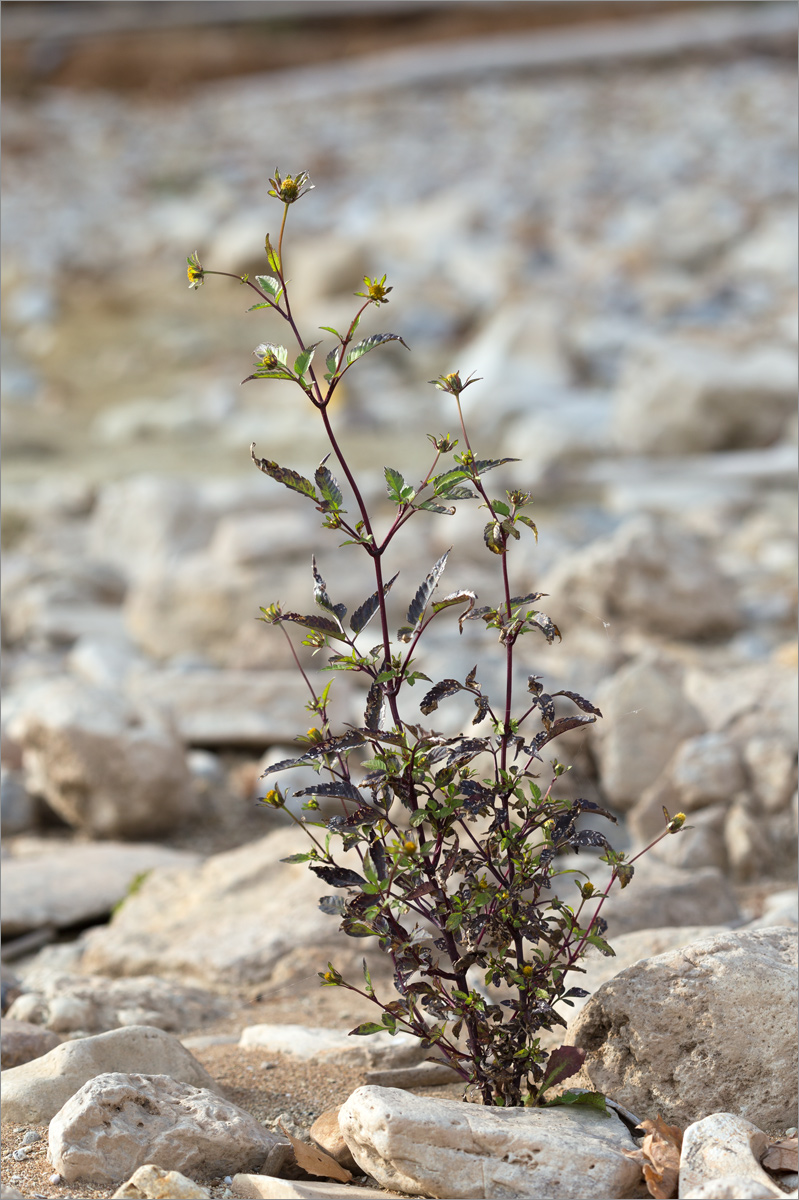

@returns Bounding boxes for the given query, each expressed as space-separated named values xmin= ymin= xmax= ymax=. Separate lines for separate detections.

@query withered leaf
xmin=250 ymin=445 xmax=318 ymax=501
xmin=551 ymin=689 xmax=603 ymax=717
xmin=364 ymin=679 xmax=384 ymax=731
xmin=277 ymin=1120 xmax=352 ymax=1183
xmin=762 ymin=1137 xmax=799 ymax=1172
xmin=623 ymin=1114 xmax=683 ymax=1200
xmin=310 ymin=863 xmax=367 ymax=889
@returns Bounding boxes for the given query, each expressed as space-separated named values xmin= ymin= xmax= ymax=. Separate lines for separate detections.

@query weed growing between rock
xmin=186 ymin=172 xmax=687 ymax=1108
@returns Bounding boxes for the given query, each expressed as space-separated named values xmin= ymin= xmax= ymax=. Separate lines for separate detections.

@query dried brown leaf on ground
xmin=762 ymin=1136 xmax=799 ymax=1172
xmin=622 ymin=1114 xmax=683 ymax=1200
xmin=277 ymin=1120 xmax=353 ymax=1183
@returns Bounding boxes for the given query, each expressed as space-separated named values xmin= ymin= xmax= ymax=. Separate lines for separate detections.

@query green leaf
xmin=483 ymin=521 xmax=505 ymax=555
xmin=362 ymin=958 xmax=374 ymax=996
xmin=279 ymin=852 xmax=315 ymax=864
xmin=349 ymin=572 xmax=399 ymax=635
xmin=315 ymin=457 xmax=344 ymax=511
xmin=585 ymin=934 xmax=615 ymax=957
xmin=255 ymin=274 xmax=284 ymax=301
xmin=491 ymin=499 xmax=511 ymax=517
xmin=294 ymin=344 xmax=319 ymax=377
xmin=264 ymin=233 xmax=281 ymax=274
xmin=362 ymin=851 xmax=379 ymax=885
xmin=475 ymin=457 xmax=519 ymax=476
xmin=319 ymin=324 xmax=343 ymax=340
xmin=278 ymin=612 xmax=349 ymax=641
xmin=445 ymin=913 xmax=463 ymax=931
xmin=407 ymin=549 xmax=450 ymax=627
xmin=517 ymin=514 xmax=538 ymax=541
xmin=542 ymin=1090 xmax=609 ymax=1115
xmin=346 ymin=332 xmax=409 ymax=366
xmin=349 ymin=1022 xmax=386 ymax=1036
xmin=414 ymin=499 xmax=456 ymax=516
xmin=325 ymin=347 xmax=341 ymax=378
xmin=251 ymin=446 xmax=319 ymax=501
xmin=432 ymin=468 xmax=471 ymax=494
xmin=385 ymin=466 xmax=415 ymax=504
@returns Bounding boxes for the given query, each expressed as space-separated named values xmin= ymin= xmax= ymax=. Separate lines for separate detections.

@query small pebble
xmin=786 ymin=1127 xmax=798 ymax=1137
xmin=21 ymin=1130 xmax=41 ymax=1145
xmin=12 ymin=1148 xmax=29 ymax=1160
xmin=260 ymin=1061 xmax=277 ymax=1070
xmin=49 ymin=1174 xmax=62 ymax=1185
xmin=223 ymin=1177 xmax=233 ymax=1185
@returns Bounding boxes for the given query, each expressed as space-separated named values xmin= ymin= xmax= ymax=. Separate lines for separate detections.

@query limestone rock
xmin=77 ymin=826 xmax=384 ymax=988
xmin=545 ymin=514 xmax=740 ymax=641
xmin=614 ymin=340 xmax=797 ymax=455
xmin=591 ymin=654 xmax=705 ymax=810
xmin=0 ymin=767 xmax=37 ymax=835
xmin=6 ymin=973 xmax=229 ymax=1035
xmin=339 ymin=1085 xmax=644 ymax=1199
xmin=1 ymin=840 xmax=200 ymax=937
xmin=598 ymin=863 xmax=739 ymax=936
xmin=570 ymin=928 xmax=798 ymax=1129
xmin=681 ymin=1177 xmax=789 ymax=1200
xmin=231 ymin=1176 xmax=405 ymax=1199
xmin=7 ymin=677 xmax=197 ymax=838
xmin=239 ymin=1024 xmax=425 ymax=1069
xmin=1 ymin=1024 xmax=223 ymax=1124
xmin=1 ymin=1019 xmax=61 ymax=1069
xmin=678 ymin=1113 xmax=779 ymax=1200
xmin=113 ymin=1164 xmax=210 ymax=1199
xmin=48 ymin=1072 xmax=285 ymax=1186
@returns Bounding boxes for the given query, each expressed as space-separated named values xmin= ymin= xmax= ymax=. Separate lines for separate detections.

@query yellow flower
xmin=268 ymin=169 xmax=314 ymax=204
xmin=186 ymin=251 xmax=204 ymax=289
xmin=355 ymin=274 xmax=392 ymax=305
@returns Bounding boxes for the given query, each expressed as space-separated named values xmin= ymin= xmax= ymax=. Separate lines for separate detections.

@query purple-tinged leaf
xmin=294 ymin=780 xmax=364 ymax=803
xmin=572 ymin=829 xmax=612 ymax=852
xmin=407 ymin=549 xmax=451 ymax=627
xmin=279 ymin=612 xmax=348 ymax=641
xmin=552 ymin=690 xmax=603 ymax=717
xmin=537 ymin=693 xmax=556 ymax=725
xmin=261 ymin=755 xmax=305 ymax=777
xmin=531 ymin=612 xmax=562 ymax=643
xmin=431 ymin=590 xmax=477 ymax=633
xmin=349 ymin=1021 xmax=386 ymax=1036
xmin=350 ymin=572 xmax=399 ymax=635
xmin=527 ymin=675 xmax=543 ymax=695
xmin=251 ymin=445 xmax=318 ymax=501
xmin=420 ymin=678 xmax=464 ymax=715
xmin=364 ymin=679 xmax=384 ymax=732
xmin=432 ymin=467 xmax=471 ymax=493
xmin=311 ymin=556 xmax=346 ymax=623
xmin=319 ymin=896 xmax=346 ymax=916
xmin=346 ymin=332 xmax=409 ymax=366
xmin=510 ymin=593 xmax=547 ymax=608
xmin=315 ymin=457 xmax=344 ymax=511
xmin=528 ymin=714 xmax=597 ymax=752
xmin=414 ymin=499 xmax=456 ymax=516
xmin=472 ymin=694 xmax=490 ymax=725
xmin=474 ymin=457 xmax=519 ymax=476
xmin=327 ymin=806 xmax=381 ymax=831
xmin=310 ymin=863 xmax=367 ymax=889
xmin=517 ymin=514 xmax=538 ymax=541
xmin=301 ymin=731 xmax=366 ymax=761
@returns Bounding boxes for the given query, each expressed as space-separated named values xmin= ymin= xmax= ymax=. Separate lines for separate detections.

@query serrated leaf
xmin=349 ymin=1021 xmax=386 ymax=1036
xmin=349 ymin=571 xmax=399 ymax=635
xmin=311 ymin=556 xmax=346 ymax=623
xmin=474 ymin=457 xmax=519 ymax=476
xmin=294 ymin=780 xmax=365 ymax=803
xmin=491 ymin=499 xmax=511 ymax=517
xmin=326 ymin=347 xmax=341 ymax=377
xmin=255 ymin=274 xmax=284 ymax=300
xmin=415 ymin=499 xmax=456 ymax=516
xmin=301 ymin=731 xmax=366 ymax=762
xmin=346 ymin=332 xmax=409 ymax=366
xmin=551 ymin=690 xmax=603 ymax=717
xmin=432 ymin=468 xmax=471 ymax=494
xmin=483 ymin=521 xmax=505 ymax=555
xmin=420 ymin=678 xmax=464 ymax=715
xmin=437 ymin=485 xmax=475 ymax=501
xmin=310 ymin=863 xmax=367 ymax=889
xmin=384 ymin=466 xmax=414 ymax=504
xmin=473 ymin=694 xmax=490 ymax=725
xmin=319 ymin=895 xmax=346 ymax=915
xmin=294 ymin=344 xmax=319 ymax=377
xmin=531 ymin=612 xmax=562 ymax=643
xmin=518 ymin=514 xmax=538 ymax=541
xmin=279 ymin=612 xmax=348 ymax=641
xmin=364 ymin=679 xmax=384 ymax=731
xmin=251 ymin=445 xmax=319 ymax=501
xmin=315 ymin=458 xmax=344 ymax=511
xmin=585 ymin=933 xmax=615 ymax=957
xmin=407 ymin=549 xmax=450 ymax=627
xmin=431 ymin=589 xmax=477 ymax=633
xmin=264 ymin=232 xmax=281 ymax=274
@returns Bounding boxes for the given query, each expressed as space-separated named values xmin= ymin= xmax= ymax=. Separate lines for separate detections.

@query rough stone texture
xmin=669 ymin=732 xmax=747 ymax=807
xmin=1 ymin=840 xmax=200 ymax=937
xmin=598 ymin=863 xmax=740 ymax=937
xmin=1 ymin=1024 xmax=223 ymax=1123
xmin=570 ymin=928 xmax=798 ymax=1129
xmin=6 ymin=677 xmax=197 ymax=838
xmin=239 ymin=1024 xmax=425 ymax=1069
xmin=614 ymin=340 xmax=797 ymax=455
xmin=678 ymin=1113 xmax=779 ymax=1200
xmin=231 ymin=1176 xmax=406 ymax=1199
xmin=0 ymin=767 xmax=37 ymax=834
xmin=77 ymin=826 xmax=385 ymax=988
xmin=681 ymin=1179 xmax=790 ymax=1200
xmin=338 ymin=1085 xmax=644 ymax=1199
xmin=6 ymin=973 xmax=229 ymax=1035
xmin=48 ymin=1072 xmax=285 ymax=1187
xmin=112 ymin=1164 xmax=210 ymax=1199
xmin=309 ymin=1107 xmax=358 ymax=1173
xmin=0 ymin=1018 xmax=61 ymax=1069
xmin=545 ymin=514 xmax=740 ymax=639
xmin=743 ymin=734 xmax=798 ymax=814
xmin=591 ymin=654 xmax=705 ymax=810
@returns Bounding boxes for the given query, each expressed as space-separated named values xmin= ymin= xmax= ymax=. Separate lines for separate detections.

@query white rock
xmin=614 ymin=340 xmax=797 ymax=456
xmin=591 ymin=654 xmax=705 ymax=810
xmin=1 ymin=553 xmax=126 ymax=649
xmin=6 ymin=973 xmax=229 ymax=1035
xmin=670 ymin=732 xmax=746 ymax=807
xmin=48 ymin=1072 xmax=286 ymax=1186
xmin=1 ymin=1025 xmax=223 ymax=1123
xmin=743 ymin=735 xmax=798 ymax=813
xmin=0 ymin=767 xmax=37 ymax=835
xmin=208 ymin=511 xmax=317 ymax=567
xmin=681 ymin=1176 xmax=789 ymax=1200
xmin=1 ymin=840 xmax=200 ymax=937
xmin=239 ymin=1024 xmax=424 ymax=1069
xmin=545 ymin=514 xmax=740 ymax=640
xmin=7 ymin=677 xmax=197 ymax=838
xmin=339 ymin=1085 xmax=643 ymax=1199
xmin=724 ymin=796 xmax=776 ymax=881
xmin=678 ymin=1112 xmax=780 ymax=1200
xmin=113 ymin=1163 xmax=210 ymax=1198
xmin=743 ymin=888 xmax=798 ymax=930
xmin=570 ymin=928 xmax=798 ymax=1129
xmin=231 ymin=1175 xmax=405 ymax=1199
xmin=77 ymin=826 xmax=383 ymax=988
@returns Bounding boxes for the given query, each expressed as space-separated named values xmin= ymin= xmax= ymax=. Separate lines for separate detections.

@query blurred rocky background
xmin=1 ymin=0 xmax=797 ymax=1017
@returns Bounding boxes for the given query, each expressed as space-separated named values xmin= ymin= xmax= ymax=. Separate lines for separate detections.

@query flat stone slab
xmin=231 ymin=1176 xmax=407 ymax=1199
xmin=239 ymin=1024 xmax=424 ymax=1069
xmin=1 ymin=840 xmax=200 ymax=937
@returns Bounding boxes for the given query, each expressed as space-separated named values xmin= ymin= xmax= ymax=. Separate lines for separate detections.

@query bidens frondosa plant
xmin=187 ymin=171 xmax=687 ymax=1109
